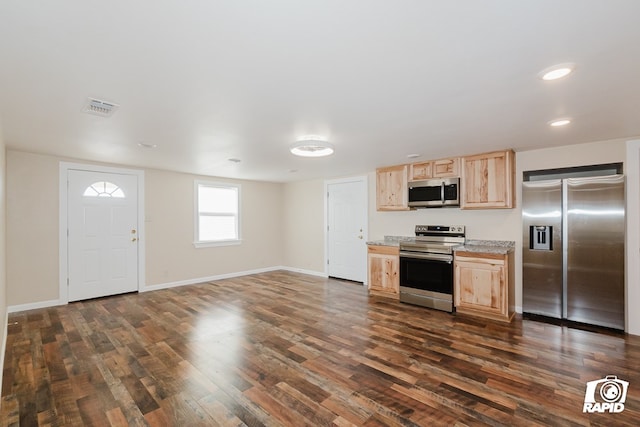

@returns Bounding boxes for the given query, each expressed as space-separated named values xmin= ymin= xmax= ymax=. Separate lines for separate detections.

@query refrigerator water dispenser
xmin=530 ymin=225 xmax=552 ymax=250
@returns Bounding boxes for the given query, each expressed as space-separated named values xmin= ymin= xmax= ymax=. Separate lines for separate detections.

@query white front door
xmin=327 ymin=178 xmax=368 ymax=282
xmin=67 ymin=169 xmax=139 ymax=301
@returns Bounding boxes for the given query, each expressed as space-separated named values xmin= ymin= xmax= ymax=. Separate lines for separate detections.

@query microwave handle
xmin=440 ymin=182 xmax=445 ymax=203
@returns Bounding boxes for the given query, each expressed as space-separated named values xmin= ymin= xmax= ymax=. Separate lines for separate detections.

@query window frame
xmin=194 ymin=180 xmax=241 ymax=248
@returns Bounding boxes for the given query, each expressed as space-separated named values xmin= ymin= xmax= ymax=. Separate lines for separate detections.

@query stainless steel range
xmin=399 ymin=225 xmax=465 ymax=312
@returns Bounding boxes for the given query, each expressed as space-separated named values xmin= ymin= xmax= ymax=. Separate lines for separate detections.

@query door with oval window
xmin=67 ymin=169 xmax=139 ymax=301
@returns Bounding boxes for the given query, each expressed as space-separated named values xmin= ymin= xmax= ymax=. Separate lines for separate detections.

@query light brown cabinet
xmin=433 ymin=158 xmax=459 ymax=178
xmin=454 ymin=251 xmax=515 ymax=322
xmin=409 ymin=157 xmax=459 ymax=181
xmin=460 ymin=150 xmax=515 ymax=209
xmin=409 ymin=161 xmax=433 ymax=181
xmin=367 ymin=245 xmax=399 ymax=298
xmin=376 ymin=165 xmax=409 ymax=211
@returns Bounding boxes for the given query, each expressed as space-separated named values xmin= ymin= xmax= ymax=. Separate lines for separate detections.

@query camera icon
xmin=583 ymin=375 xmax=628 ymax=413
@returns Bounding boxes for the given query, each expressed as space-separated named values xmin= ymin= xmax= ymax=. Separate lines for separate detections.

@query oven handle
xmin=399 ymin=252 xmax=453 ymax=263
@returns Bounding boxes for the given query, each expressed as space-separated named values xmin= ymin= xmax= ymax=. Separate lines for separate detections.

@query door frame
xmin=324 ymin=175 xmax=368 ymax=284
xmin=626 ymin=139 xmax=640 ymax=335
xmin=59 ymin=162 xmax=145 ymax=304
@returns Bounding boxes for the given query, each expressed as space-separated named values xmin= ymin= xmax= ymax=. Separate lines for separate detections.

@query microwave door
xmin=409 ymin=185 xmax=443 ymax=206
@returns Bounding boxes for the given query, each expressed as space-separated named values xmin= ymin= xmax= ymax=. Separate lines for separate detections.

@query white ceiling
xmin=1 ymin=1 xmax=640 ymax=182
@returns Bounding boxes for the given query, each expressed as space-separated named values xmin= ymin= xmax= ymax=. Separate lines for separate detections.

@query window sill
xmin=194 ymin=239 xmax=242 ymax=248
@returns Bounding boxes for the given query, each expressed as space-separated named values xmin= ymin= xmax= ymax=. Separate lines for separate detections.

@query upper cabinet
xmin=433 ymin=157 xmax=459 ymax=178
xmin=461 ymin=149 xmax=515 ymax=209
xmin=409 ymin=157 xmax=459 ymax=181
xmin=376 ymin=165 xmax=409 ymax=211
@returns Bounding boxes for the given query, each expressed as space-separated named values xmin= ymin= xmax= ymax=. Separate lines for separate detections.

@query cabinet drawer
xmin=367 ymin=245 xmax=399 ymax=256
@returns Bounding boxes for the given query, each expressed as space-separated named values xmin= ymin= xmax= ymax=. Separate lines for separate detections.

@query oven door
xmin=399 ymin=252 xmax=454 ymax=311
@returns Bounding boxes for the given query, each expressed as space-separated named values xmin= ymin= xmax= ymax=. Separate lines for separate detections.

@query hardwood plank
xmin=2 ymin=270 xmax=640 ymax=426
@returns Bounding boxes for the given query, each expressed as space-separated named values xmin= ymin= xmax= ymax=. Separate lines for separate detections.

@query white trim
xmin=324 ymin=175 xmax=369 ymax=284
xmin=7 ymin=268 xmax=329 ymax=312
xmin=281 ymin=266 xmax=328 ymax=278
xmin=193 ymin=239 xmax=242 ymax=248
xmin=8 ymin=299 xmax=65 ymax=313
xmin=59 ymin=162 xmax=145 ymax=304
xmin=142 ymin=266 xmax=327 ymax=292
xmin=626 ymin=139 xmax=640 ymax=335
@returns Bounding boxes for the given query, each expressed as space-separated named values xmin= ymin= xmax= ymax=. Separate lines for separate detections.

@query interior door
xmin=67 ymin=170 xmax=139 ymax=301
xmin=327 ymin=179 xmax=367 ymax=282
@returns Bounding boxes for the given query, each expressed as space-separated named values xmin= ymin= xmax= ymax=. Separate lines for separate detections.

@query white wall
xmin=0 ymin=129 xmax=7 ymax=371
xmin=6 ymin=151 xmax=60 ymax=305
xmin=6 ymin=150 xmax=285 ymax=306
xmin=282 ymin=179 xmax=326 ymax=275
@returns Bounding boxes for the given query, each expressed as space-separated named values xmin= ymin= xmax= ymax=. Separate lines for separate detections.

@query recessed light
xmin=137 ymin=142 xmax=157 ymax=149
xmin=548 ymin=118 xmax=571 ymax=127
xmin=539 ymin=63 xmax=575 ymax=81
xmin=407 ymin=154 xmax=421 ymax=159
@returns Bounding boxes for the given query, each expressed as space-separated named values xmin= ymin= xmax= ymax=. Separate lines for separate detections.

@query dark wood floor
xmin=2 ymin=271 xmax=639 ymax=426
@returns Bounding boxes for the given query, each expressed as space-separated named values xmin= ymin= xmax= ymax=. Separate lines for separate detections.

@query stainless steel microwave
xmin=408 ymin=177 xmax=460 ymax=208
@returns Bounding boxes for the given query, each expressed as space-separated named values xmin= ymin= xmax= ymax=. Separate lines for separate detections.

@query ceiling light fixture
xmin=290 ymin=135 xmax=334 ymax=157
xmin=549 ymin=118 xmax=571 ymax=127
xmin=539 ymin=63 xmax=575 ymax=81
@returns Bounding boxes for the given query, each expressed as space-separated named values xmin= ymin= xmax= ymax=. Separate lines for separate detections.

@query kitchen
xmin=360 ymin=137 xmax=638 ymax=332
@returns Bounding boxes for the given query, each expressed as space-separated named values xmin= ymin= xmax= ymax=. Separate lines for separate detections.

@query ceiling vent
xmin=82 ymin=97 xmax=119 ymax=117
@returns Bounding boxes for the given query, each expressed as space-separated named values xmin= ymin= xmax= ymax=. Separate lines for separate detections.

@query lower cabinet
xmin=454 ymin=251 xmax=515 ymax=322
xmin=367 ymin=245 xmax=399 ymax=299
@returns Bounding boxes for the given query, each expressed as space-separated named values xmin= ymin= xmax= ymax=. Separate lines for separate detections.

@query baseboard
xmin=7 ymin=299 xmax=64 ymax=314
xmin=144 ymin=266 xmax=329 ymax=292
xmin=280 ymin=266 xmax=328 ymax=278
xmin=142 ymin=266 xmax=287 ymax=292
xmin=6 ymin=268 xmax=328 ymax=311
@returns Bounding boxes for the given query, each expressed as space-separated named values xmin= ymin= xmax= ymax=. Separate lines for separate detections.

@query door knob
xmin=131 ymin=229 xmax=137 ymax=234
xmin=358 ymin=235 xmax=363 ymax=239
xmin=131 ymin=237 xmax=138 ymax=242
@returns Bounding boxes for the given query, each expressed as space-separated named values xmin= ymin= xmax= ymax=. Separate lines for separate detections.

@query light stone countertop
xmin=366 ymin=236 xmax=413 ymax=247
xmin=453 ymin=239 xmax=515 ymax=254
xmin=367 ymin=236 xmax=515 ymax=254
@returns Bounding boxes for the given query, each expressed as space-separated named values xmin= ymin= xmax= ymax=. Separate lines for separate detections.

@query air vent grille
xmin=82 ymin=98 xmax=119 ymax=117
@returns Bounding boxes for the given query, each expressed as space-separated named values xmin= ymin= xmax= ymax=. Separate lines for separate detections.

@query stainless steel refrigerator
xmin=522 ymin=175 xmax=625 ymax=330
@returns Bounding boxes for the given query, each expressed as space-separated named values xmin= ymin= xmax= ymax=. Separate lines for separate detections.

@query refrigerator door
xmin=522 ymin=180 xmax=563 ymax=318
xmin=566 ymin=175 xmax=625 ymax=329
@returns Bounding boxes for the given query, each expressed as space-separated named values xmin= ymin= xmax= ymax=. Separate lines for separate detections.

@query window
xmin=195 ymin=181 xmax=240 ymax=247
xmin=83 ymin=181 xmax=125 ymax=198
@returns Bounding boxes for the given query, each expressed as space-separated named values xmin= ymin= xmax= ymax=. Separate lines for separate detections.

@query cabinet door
xmin=461 ymin=150 xmax=514 ymax=209
xmin=454 ymin=258 xmax=505 ymax=315
xmin=376 ymin=165 xmax=408 ymax=211
xmin=409 ymin=161 xmax=432 ymax=181
xmin=368 ymin=247 xmax=399 ymax=295
xmin=432 ymin=158 xmax=459 ymax=178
